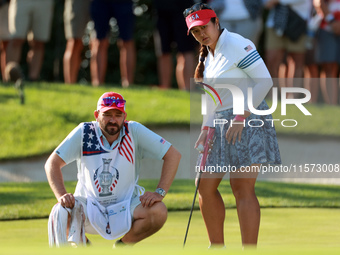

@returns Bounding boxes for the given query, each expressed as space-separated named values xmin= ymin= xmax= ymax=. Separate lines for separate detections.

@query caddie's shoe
xmin=113 ymin=239 xmax=128 ymax=248
xmin=86 ymin=237 xmax=92 ymax=246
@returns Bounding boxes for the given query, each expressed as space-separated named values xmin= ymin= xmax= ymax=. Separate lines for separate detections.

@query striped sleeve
xmin=236 ymin=50 xmax=262 ymax=70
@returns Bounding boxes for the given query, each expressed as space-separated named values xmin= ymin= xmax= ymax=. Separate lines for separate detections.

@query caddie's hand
xmin=226 ymin=121 xmax=244 ymax=145
xmin=58 ymin=193 xmax=75 ymax=209
xmin=139 ymin=191 xmax=163 ymax=207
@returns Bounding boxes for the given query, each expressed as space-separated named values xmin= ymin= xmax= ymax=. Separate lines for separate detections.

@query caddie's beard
xmin=103 ymin=122 xmax=124 ymax=136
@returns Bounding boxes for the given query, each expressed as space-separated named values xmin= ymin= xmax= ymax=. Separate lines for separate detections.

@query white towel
xmin=68 ymin=201 xmax=86 ymax=246
xmin=48 ymin=200 xmax=86 ymax=247
xmin=48 ymin=203 xmax=68 ymax=247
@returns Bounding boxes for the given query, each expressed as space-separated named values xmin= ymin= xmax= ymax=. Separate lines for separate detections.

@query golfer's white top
xmin=55 ymin=121 xmax=171 ymax=182
xmin=202 ymin=29 xmax=273 ymax=127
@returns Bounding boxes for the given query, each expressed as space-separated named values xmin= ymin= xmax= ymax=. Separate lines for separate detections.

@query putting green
xmin=0 ymin=208 xmax=339 ymax=254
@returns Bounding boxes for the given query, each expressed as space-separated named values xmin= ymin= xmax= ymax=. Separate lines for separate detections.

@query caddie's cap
xmin=97 ymin=92 xmax=126 ymax=113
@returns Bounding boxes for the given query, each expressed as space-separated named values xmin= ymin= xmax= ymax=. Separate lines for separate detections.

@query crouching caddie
xmin=46 ymin=92 xmax=181 ymax=247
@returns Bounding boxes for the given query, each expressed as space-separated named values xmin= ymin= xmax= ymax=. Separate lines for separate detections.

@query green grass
xmin=1 ymin=82 xmax=340 ymax=161
xmin=271 ymin=101 xmax=340 ymax=137
xmin=190 ymin=91 xmax=340 ymax=137
xmin=1 ymin=180 xmax=339 ymax=221
xmin=0 ymin=209 xmax=339 ymax=254
xmin=0 ymin=82 xmax=190 ymax=160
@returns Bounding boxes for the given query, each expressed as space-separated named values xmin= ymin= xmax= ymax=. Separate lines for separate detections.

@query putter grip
xmin=200 ymin=127 xmax=215 ymax=168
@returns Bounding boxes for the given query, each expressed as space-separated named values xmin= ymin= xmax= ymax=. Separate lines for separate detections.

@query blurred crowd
xmin=0 ymin=0 xmax=340 ymax=104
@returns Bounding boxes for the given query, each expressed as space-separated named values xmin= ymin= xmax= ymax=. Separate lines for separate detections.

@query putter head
xmin=4 ymin=62 xmax=23 ymax=82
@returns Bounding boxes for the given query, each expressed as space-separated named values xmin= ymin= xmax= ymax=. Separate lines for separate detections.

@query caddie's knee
xmin=150 ymin=202 xmax=167 ymax=226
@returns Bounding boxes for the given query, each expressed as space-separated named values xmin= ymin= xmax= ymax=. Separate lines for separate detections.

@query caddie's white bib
xmin=78 ymin=121 xmax=137 ymax=239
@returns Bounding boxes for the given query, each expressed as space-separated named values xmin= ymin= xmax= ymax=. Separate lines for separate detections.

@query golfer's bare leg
xmin=198 ymin=172 xmax=225 ymax=245
xmin=121 ymin=202 xmax=167 ymax=244
xmin=230 ymin=165 xmax=260 ymax=246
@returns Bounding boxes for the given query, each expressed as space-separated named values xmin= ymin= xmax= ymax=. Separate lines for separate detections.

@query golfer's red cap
xmin=97 ymin=92 xmax=126 ymax=113
xmin=185 ymin=9 xmax=217 ymax=35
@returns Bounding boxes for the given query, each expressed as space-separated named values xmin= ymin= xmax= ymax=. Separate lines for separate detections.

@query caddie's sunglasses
xmin=102 ymin=97 xmax=126 ymax=108
xmin=183 ymin=3 xmax=211 ymax=17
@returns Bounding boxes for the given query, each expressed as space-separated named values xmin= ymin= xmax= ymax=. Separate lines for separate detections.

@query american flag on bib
xmin=83 ymin=122 xmax=109 ymax=156
xmin=118 ymin=122 xmax=134 ymax=164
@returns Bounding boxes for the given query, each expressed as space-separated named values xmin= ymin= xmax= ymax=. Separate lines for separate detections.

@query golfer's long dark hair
xmin=196 ymin=45 xmax=209 ymax=82
xmin=183 ymin=3 xmax=220 ymax=82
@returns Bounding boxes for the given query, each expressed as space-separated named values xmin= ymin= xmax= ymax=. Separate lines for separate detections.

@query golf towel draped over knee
xmin=48 ymin=200 xmax=86 ymax=247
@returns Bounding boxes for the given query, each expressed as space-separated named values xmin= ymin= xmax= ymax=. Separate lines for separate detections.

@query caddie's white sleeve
xmin=130 ymin=121 xmax=171 ymax=160
xmin=54 ymin=123 xmax=82 ymax=164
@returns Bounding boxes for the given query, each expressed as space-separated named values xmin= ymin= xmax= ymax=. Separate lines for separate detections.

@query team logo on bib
xmin=93 ymin=158 xmax=119 ymax=197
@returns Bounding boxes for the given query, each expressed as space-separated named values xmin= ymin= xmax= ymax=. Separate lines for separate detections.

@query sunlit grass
xmin=0 ymin=83 xmax=190 ymax=160
xmin=1 ymin=180 xmax=339 ymax=220
xmin=1 ymin=82 xmax=339 ymax=160
xmin=0 ymin=209 xmax=339 ymax=254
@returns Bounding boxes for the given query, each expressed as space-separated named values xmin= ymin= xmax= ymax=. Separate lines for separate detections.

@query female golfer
xmin=183 ymin=3 xmax=281 ymax=248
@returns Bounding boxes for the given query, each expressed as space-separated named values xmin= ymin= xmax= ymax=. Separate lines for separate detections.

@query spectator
xmin=304 ymin=2 xmax=323 ymax=103
xmin=264 ymin=0 xmax=311 ymax=83
xmin=153 ymin=0 xmax=196 ymax=90
xmin=314 ymin=0 xmax=340 ymax=105
xmin=63 ymin=0 xmax=91 ymax=84
xmin=0 ymin=0 xmax=10 ymax=81
xmin=209 ymin=0 xmax=263 ymax=46
xmin=90 ymin=0 xmax=136 ymax=87
xmin=6 ymin=0 xmax=54 ymax=81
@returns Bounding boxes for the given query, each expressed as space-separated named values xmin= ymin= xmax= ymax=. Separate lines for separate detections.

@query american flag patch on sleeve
xmin=244 ymin=45 xmax=253 ymax=52
xmin=160 ymin=138 xmax=166 ymax=144
xmin=237 ymin=50 xmax=261 ymax=69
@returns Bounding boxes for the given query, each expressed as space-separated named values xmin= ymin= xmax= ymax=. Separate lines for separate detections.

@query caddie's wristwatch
xmin=155 ymin=188 xmax=166 ymax=197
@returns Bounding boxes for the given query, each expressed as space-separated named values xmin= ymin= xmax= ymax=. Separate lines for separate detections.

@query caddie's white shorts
xmin=75 ymin=195 xmax=141 ymax=235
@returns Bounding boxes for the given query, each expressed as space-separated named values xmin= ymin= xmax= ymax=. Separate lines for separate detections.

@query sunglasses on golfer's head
xmin=183 ymin=3 xmax=211 ymax=17
xmin=102 ymin=97 xmax=126 ymax=108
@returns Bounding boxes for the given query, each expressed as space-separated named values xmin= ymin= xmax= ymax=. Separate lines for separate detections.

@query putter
xmin=183 ymin=127 xmax=215 ymax=247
